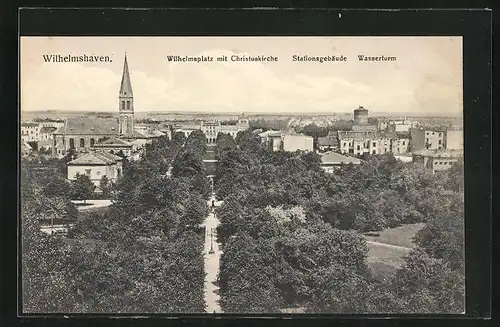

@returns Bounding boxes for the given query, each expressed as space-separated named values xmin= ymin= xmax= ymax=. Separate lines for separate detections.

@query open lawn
xmin=364 ymin=223 xmax=426 ymax=280
xmin=364 ymin=223 xmax=425 ymax=248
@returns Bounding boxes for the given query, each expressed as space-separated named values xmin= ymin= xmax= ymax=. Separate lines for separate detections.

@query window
xmin=343 ymin=142 xmax=347 ymax=147
xmin=80 ymin=138 xmax=85 ymax=147
xmin=402 ymin=140 xmax=406 ymax=145
xmin=96 ymin=171 xmax=101 ymax=175
xmin=372 ymin=150 xmax=376 ymax=154
xmin=85 ymin=169 xmax=91 ymax=176
xmin=372 ymin=142 xmax=376 ymax=147
xmin=69 ymin=138 xmax=75 ymax=149
xmin=121 ymin=101 xmax=125 ymax=110
xmin=90 ymin=138 xmax=95 ymax=146
xmin=432 ymin=132 xmax=435 ymax=135
xmin=438 ymin=140 xmax=442 ymax=145
xmin=357 ymin=145 xmax=360 ymax=151
xmin=127 ymin=101 xmax=131 ymax=110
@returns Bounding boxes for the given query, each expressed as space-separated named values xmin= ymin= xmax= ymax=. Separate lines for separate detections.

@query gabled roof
xmin=40 ymin=126 xmax=57 ymax=134
xmin=321 ymin=152 xmax=361 ymax=165
xmin=318 ymin=135 xmax=339 ymax=147
xmin=21 ymin=122 xmax=39 ymax=127
xmin=132 ymin=129 xmax=165 ymax=139
xmin=67 ymin=151 xmax=122 ymax=166
xmin=58 ymin=117 xmax=120 ymax=135
xmin=93 ymin=137 xmax=132 ymax=147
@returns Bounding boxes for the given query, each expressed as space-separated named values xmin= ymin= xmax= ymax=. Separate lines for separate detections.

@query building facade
xmin=338 ymin=131 xmax=410 ymax=156
xmin=176 ymin=117 xmax=249 ymax=144
xmin=410 ymin=128 xmax=445 ymax=151
xmin=259 ymin=130 xmax=283 ymax=152
xmin=91 ymin=137 xmax=133 ymax=156
xmin=317 ymin=133 xmax=339 ymax=152
xmin=21 ymin=122 xmax=40 ymax=143
xmin=320 ymin=151 xmax=361 ymax=173
xmin=412 ymin=149 xmax=463 ymax=173
xmin=67 ymin=152 xmax=123 ymax=189
xmin=283 ymin=134 xmax=314 ymax=152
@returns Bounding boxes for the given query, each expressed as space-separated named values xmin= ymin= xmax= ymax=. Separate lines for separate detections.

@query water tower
xmin=353 ymin=106 xmax=369 ymax=125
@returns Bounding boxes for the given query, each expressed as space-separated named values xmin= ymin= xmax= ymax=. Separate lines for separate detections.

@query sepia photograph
xmin=20 ymin=36 xmax=465 ymax=315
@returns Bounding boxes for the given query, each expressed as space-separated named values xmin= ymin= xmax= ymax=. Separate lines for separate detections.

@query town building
xmin=258 ymin=130 xmax=283 ymax=152
xmin=337 ymin=131 xmax=410 ymax=156
xmin=39 ymin=126 xmax=58 ymax=150
xmin=282 ymin=134 xmax=314 ymax=152
xmin=412 ymin=149 xmax=463 ymax=173
xmin=91 ymin=137 xmax=133 ymax=157
xmin=67 ymin=151 xmax=124 ymax=189
xmin=51 ymin=54 xmax=163 ymax=157
xmin=175 ymin=117 xmax=250 ymax=144
xmin=320 ymin=151 xmax=361 ymax=173
xmin=317 ymin=133 xmax=339 ymax=152
xmin=410 ymin=127 xmax=446 ymax=151
xmin=21 ymin=122 xmax=40 ymax=143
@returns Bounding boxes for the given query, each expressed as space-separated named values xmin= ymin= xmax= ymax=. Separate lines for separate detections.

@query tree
xmin=21 ymin=166 xmax=81 ymax=312
xmin=390 ymin=250 xmax=464 ymax=313
xmin=172 ymin=150 xmax=205 ymax=178
xmin=99 ymin=175 xmax=112 ymax=198
xmin=70 ymin=173 xmax=96 ymax=204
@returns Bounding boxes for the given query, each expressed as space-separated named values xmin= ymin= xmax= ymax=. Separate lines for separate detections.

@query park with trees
xmin=214 ymin=129 xmax=464 ymax=313
xmin=21 ymin=126 xmax=464 ymax=314
xmin=21 ymin=132 xmax=210 ymax=313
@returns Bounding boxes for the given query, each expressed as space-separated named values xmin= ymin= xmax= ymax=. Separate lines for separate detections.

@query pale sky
xmin=20 ymin=36 xmax=463 ymax=115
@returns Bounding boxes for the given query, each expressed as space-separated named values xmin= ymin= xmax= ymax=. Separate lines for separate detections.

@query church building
xmin=51 ymin=54 xmax=154 ymax=156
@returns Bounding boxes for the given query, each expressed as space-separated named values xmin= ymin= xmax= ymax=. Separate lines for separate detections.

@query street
xmin=202 ymin=195 xmax=223 ymax=313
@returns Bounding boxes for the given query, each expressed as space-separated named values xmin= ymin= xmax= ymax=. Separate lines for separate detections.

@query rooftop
xmin=354 ymin=106 xmax=369 ymax=112
xmin=39 ymin=126 xmax=57 ymax=134
xmin=132 ymin=129 xmax=165 ymax=139
xmin=338 ymin=130 xmax=403 ymax=140
xmin=321 ymin=152 xmax=361 ymax=165
xmin=317 ymin=135 xmax=339 ymax=147
xmin=21 ymin=122 xmax=39 ymax=127
xmin=58 ymin=117 xmax=120 ymax=135
xmin=93 ymin=137 xmax=133 ymax=147
xmin=68 ymin=151 xmax=123 ymax=166
xmin=412 ymin=149 xmax=464 ymax=158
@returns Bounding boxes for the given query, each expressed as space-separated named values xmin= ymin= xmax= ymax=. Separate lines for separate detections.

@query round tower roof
xmin=354 ymin=106 xmax=368 ymax=112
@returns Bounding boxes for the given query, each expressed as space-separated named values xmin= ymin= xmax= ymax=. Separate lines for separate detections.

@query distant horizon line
xmin=21 ymin=109 xmax=463 ymax=117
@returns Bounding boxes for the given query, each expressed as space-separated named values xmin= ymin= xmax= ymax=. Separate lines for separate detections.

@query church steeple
xmin=118 ymin=53 xmax=134 ymax=137
xmin=119 ymin=53 xmax=133 ymax=97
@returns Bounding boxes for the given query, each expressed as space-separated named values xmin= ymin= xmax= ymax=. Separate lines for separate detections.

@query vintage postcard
xmin=20 ymin=36 xmax=464 ymax=314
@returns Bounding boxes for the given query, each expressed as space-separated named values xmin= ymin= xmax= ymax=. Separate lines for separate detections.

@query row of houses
xmin=173 ymin=117 xmax=250 ymax=144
